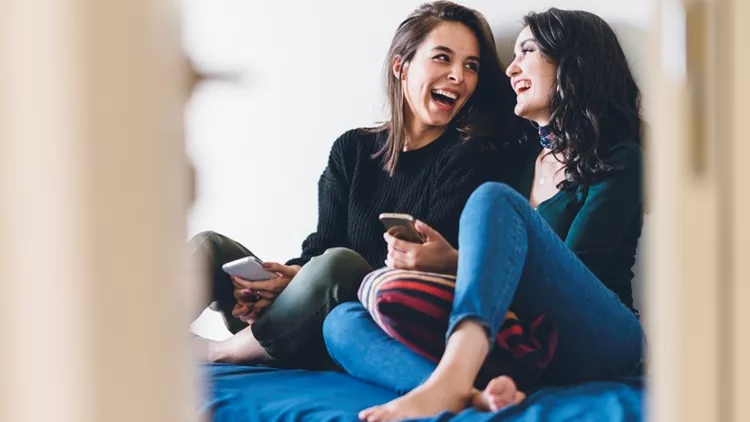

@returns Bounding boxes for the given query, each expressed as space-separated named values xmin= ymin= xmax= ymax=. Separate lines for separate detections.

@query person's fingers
xmin=231 ymin=276 xmax=254 ymax=290
xmin=252 ymin=298 xmax=273 ymax=312
xmin=261 ymin=262 xmax=297 ymax=278
xmin=243 ymin=313 xmax=259 ymax=324
xmin=414 ymin=220 xmax=444 ymax=241
xmin=387 ymin=251 xmax=414 ymax=270
xmin=241 ymin=278 xmax=280 ymax=292
xmin=239 ymin=299 xmax=272 ymax=322
xmin=232 ymin=303 xmax=253 ymax=319
xmin=387 ymin=248 xmax=412 ymax=265
xmin=383 ymin=232 xmax=420 ymax=252
xmin=234 ymin=289 xmax=275 ymax=301
xmin=234 ymin=289 xmax=261 ymax=303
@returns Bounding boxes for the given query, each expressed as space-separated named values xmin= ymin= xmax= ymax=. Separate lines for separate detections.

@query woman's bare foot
xmin=191 ymin=336 xmax=223 ymax=362
xmin=470 ymin=376 xmax=526 ymax=412
xmin=358 ymin=378 xmax=471 ymax=422
xmin=192 ymin=326 xmax=271 ymax=364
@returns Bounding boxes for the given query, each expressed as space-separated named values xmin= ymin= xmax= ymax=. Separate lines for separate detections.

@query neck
xmin=403 ymin=114 xmax=446 ymax=151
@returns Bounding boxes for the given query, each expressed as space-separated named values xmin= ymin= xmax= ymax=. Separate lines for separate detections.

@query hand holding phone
xmin=222 ymin=256 xmax=278 ymax=281
xmin=379 ymin=213 xmax=425 ymax=244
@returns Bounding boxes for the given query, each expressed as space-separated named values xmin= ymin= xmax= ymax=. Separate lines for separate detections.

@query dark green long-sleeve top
xmin=517 ymin=141 xmax=644 ymax=311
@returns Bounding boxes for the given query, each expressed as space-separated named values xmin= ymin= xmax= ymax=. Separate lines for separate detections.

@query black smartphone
xmin=379 ymin=213 xmax=425 ymax=244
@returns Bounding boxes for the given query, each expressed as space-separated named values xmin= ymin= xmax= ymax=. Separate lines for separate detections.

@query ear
xmin=392 ymin=56 xmax=408 ymax=80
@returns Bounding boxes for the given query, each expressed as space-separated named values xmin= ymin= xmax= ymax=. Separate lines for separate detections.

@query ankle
xmin=424 ymin=373 xmax=473 ymax=400
xmin=470 ymin=389 xmax=489 ymax=411
xmin=208 ymin=340 xmax=231 ymax=363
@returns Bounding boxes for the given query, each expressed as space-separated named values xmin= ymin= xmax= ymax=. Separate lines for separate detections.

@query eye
xmin=465 ymin=62 xmax=479 ymax=72
xmin=433 ymin=54 xmax=450 ymax=62
xmin=521 ymin=47 xmax=535 ymax=55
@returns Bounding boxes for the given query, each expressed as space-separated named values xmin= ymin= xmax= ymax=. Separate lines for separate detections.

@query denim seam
xmin=487 ymin=213 xmax=525 ymax=338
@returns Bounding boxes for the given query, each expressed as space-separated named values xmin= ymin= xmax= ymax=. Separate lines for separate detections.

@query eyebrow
xmin=517 ymin=39 xmax=536 ymax=50
xmin=513 ymin=38 xmax=537 ymax=56
xmin=432 ymin=45 xmax=480 ymax=62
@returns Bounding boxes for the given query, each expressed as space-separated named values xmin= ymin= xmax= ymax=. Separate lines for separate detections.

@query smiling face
xmin=505 ymin=26 xmax=558 ymax=125
xmin=395 ymin=21 xmax=480 ymax=130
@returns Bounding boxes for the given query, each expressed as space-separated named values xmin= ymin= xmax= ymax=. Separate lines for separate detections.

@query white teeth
xmin=516 ymin=80 xmax=531 ymax=92
xmin=432 ymin=89 xmax=458 ymax=100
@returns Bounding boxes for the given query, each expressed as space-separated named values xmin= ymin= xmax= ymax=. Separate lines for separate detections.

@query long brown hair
xmin=372 ymin=1 xmax=518 ymax=175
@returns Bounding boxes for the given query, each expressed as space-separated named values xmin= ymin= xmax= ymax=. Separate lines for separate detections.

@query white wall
xmin=183 ymin=0 xmax=651 ymax=269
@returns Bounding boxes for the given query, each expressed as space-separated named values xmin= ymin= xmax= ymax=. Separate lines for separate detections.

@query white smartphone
xmin=379 ymin=212 xmax=425 ymax=244
xmin=222 ymin=256 xmax=278 ymax=281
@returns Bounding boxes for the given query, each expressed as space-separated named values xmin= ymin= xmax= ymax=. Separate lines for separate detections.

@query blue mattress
xmin=202 ymin=363 xmax=643 ymax=422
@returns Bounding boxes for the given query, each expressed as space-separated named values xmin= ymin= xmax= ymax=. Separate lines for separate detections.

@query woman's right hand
xmin=385 ymin=220 xmax=459 ymax=274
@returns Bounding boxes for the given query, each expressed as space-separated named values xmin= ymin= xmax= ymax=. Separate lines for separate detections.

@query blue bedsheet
xmin=202 ymin=363 xmax=643 ymax=422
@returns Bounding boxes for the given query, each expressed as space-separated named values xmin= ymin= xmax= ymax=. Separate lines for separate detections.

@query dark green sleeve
xmin=564 ymin=143 xmax=643 ymax=278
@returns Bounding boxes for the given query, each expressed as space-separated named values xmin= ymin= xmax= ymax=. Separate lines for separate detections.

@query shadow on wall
xmin=492 ymin=20 xmax=649 ymax=316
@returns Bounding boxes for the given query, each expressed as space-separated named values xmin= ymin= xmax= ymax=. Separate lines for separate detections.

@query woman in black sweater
xmin=191 ymin=1 xmax=524 ymax=369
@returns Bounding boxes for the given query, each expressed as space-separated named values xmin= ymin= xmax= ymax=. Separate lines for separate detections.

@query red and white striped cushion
xmin=358 ymin=267 xmax=558 ymax=387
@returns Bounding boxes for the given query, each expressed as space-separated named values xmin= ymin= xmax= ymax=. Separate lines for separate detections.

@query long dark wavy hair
xmin=524 ymin=8 xmax=642 ymax=187
xmin=372 ymin=1 xmax=520 ymax=175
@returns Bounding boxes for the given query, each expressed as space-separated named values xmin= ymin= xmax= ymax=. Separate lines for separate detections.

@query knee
xmin=189 ymin=230 xmax=220 ymax=247
xmin=302 ymin=248 xmax=373 ymax=291
xmin=320 ymin=247 xmax=368 ymax=266
xmin=462 ymin=183 xmax=521 ymax=218
xmin=323 ymin=302 xmax=369 ymax=354
xmin=470 ymin=182 xmax=518 ymax=204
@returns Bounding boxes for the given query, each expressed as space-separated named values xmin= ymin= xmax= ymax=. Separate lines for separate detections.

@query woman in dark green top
xmin=323 ymin=8 xmax=644 ymax=421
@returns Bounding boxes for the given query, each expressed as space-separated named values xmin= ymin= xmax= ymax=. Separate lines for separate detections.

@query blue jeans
xmin=323 ymin=182 xmax=644 ymax=392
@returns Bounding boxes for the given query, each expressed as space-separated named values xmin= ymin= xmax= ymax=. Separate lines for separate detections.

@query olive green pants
xmin=190 ymin=231 xmax=373 ymax=369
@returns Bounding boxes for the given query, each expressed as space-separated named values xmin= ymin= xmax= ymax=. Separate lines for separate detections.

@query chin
xmin=514 ymin=104 xmax=527 ymax=118
xmin=424 ymin=115 xmax=452 ymax=127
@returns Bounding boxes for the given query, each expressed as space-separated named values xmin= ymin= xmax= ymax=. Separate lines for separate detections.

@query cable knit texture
xmin=286 ymin=128 xmax=483 ymax=268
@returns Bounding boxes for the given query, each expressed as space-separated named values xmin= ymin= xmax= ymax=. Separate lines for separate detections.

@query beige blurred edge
xmin=0 ymin=0 xmax=203 ymax=421
xmin=0 ymin=0 xmax=748 ymax=421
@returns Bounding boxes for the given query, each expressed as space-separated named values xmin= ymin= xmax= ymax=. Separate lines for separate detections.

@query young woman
xmin=190 ymin=1 xmax=523 ymax=370
xmin=323 ymin=8 xmax=645 ymax=420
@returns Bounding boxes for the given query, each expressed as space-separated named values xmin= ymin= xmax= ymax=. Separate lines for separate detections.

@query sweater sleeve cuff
xmin=285 ymin=256 xmax=311 ymax=267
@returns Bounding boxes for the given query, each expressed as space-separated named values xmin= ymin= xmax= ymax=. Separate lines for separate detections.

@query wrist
xmin=448 ymin=248 xmax=459 ymax=273
xmin=208 ymin=340 xmax=229 ymax=363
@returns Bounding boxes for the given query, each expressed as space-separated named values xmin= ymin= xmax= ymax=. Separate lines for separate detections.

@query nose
xmin=447 ymin=63 xmax=464 ymax=84
xmin=506 ymin=57 xmax=520 ymax=78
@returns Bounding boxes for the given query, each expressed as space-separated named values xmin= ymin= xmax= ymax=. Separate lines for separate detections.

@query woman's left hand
xmin=230 ymin=263 xmax=301 ymax=323
xmin=384 ymin=220 xmax=458 ymax=273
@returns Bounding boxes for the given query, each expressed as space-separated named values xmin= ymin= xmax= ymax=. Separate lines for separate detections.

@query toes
xmin=485 ymin=377 xmax=507 ymax=396
xmin=366 ymin=407 xmax=391 ymax=422
xmin=487 ymin=398 xmax=509 ymax=412
xmin=359 ymin=405 xmax=393 ymax=422
xmin=482 ymin=377 xmax=521 ymax=412
xmin=359 ymin=406 xmax=376 ymax=420
xmin=496 ymin=376 xmax=517 ymax=392
xmin=487 ymin=390 xmax=526 ymax=412
xmin=487 ymin=376 xmax=517 ymax=399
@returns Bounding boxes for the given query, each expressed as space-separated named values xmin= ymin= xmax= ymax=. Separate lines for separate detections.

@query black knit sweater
xmin=286 ymin=128 xmax=485 ymax=268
